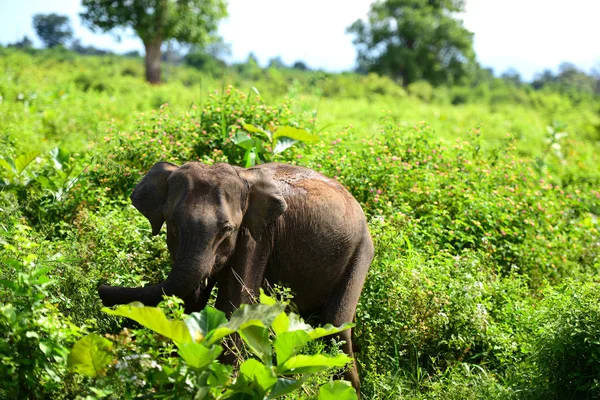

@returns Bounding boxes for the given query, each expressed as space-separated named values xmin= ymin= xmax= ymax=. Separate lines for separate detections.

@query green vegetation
xmin=0 ymin=46 xmax=599 ymax=399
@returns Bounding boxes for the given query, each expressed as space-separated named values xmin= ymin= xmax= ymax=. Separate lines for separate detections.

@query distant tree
xmin=204 ymin=37 xmax=231 ymax=59
xmin=80 ymin=0 xmax=227 ymax=84
xmin=533 ymin=63 xmax=596 ymax=96
xmin=555 ymin=63 xmax=596 ymax=95
xmin=592 ymin=62 xmax=600 ymax=94
xmin=532 ymin=69 xmax=555 ymax=90
xmin=70 ymin=39 xmax=111 ymax=55
xmin=184 ymin=47 xmax=226 ymax=73
xmin=267 ymin=56 xmax=285 ymax=69
xmin=246 ymin=52 xmax=260 ymax=68
xmin=8 ymin=36 xmax=33 ymax=49
xmin=292 ymin=61 xmax=310 ymax=71
xmin=501 ymin=68 xmax=522 ymax=86
xmin=32 ymin=13 xmax=73 ymax=48
xmin=124 ymin=50 xmax=142 ymax=58
xmin=347 ymin=0 xmax=475 ymax=86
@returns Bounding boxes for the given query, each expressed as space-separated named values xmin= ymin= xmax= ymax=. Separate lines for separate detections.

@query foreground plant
xmin=68 ymin=291 xmax=357 ymax=399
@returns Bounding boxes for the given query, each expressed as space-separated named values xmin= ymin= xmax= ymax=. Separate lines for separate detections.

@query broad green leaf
xmin=307 ymin=322 xmax=354 ymax=340
xmin=243 ymin=123 xmax=265 ymax=134
xmin=287 ymin=313 xmax=312 ymax=332
xmin=273 ymin=126 xmax=319 ymax=142
xmin=15 ymin=151 xmax=40 ymax=174
xmin=272 ymin=312 xmax=289 ymax=335
xmin=178 ymin=342 xmax=222 ymax=370
xmin=273 ymin=137 xmax=298 ymax=155
xmin=279 ymin=354 xmax=352 ymax=375
xmin=206 ymin=303 xmax=286 ymax=345
xmin=274 ymin=330 xmax=311 ymax=366
xmin=268 ymin=377 xmax=306 ymax=398
xmin=243 ymin=147 xmax=257 ymax=167
xmin=259 ymin=289 xmax=277 ymax=305
xmin=318 ymin=381 xmax=358 ymax=400
xmin=0 ymin=158 xmax=15 ymax=175
xmin=240 ymin=358 xmax=277 ymax=393
xmin=67 ymin=334 xmax=113 ymax=377
xmin=103 ymin=303 xmax=192 ymax=344
xmin=207 ymin=363 xmax=233 ymax=386
xmin=239 ymin=325 xmax=272 ymax=365
xmin=186 ymin=306 xmax=227 ymax=342
xmin=232 ymin=131 xmax=254 ymax=149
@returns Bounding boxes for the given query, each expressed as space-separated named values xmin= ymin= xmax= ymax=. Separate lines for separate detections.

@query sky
xmin=0 ymin=0 xmax=599 ymax=81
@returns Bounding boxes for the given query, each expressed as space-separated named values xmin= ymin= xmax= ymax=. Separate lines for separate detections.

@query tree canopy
xmin=80 ymin=0 xmax=228 ymax=83
xmin=347 ymin=0 xmax=476 ymax=86
xmin=33 ymin=13 xmax=73 ymax=48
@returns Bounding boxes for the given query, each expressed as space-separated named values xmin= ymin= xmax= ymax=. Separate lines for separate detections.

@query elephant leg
xmin=183 ymin=277 xmax=216 ymax=314
xmin=320 ymin=241 xmax=373 ymax=396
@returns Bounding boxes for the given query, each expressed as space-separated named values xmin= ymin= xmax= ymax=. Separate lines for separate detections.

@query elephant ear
xmin=130 ymin=162 xmax=179 ymax=236
xmin=238 ymin=168 xmax=287 ymax=240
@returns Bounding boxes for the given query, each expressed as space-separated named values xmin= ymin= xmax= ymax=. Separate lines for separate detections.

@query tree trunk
xmin=144 ymin=39 xmax=162 ymax=84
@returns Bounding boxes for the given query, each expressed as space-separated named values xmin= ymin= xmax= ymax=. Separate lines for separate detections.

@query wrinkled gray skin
xmin=98 ymin=162 xmax=374 ymax=391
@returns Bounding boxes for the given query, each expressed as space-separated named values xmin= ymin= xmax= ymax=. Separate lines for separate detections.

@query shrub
xmin=530 ymin=281 xmax=600 ymax=399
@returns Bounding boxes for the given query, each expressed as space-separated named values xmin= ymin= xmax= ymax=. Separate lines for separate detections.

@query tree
xmin=80 ymin=0 xmax=228 ymax=84
xmin=347 ymin=0 xmax=475 ymax=86
xmin=267 ymin=56 xmax=285 ymax=69
xmin=32 ymin=13 xmax=73 ymax=48
xmin=292 ymin=60 xmax=310 ymax=71
xmin=8 ymin=36 xmax=33 ymax=49
xmin=501 ymin=68 xmax=522 ymax=86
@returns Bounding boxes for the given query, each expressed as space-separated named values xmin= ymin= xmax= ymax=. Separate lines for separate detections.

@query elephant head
xmin=98 ymin=162 xmax=287 ymax=307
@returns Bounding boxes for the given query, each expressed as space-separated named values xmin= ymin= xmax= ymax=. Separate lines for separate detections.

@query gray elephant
xmin=98 ymin=161 xmax=374 ymax=390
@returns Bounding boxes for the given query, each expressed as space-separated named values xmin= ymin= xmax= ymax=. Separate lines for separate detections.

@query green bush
xmin=530 ymin=281 xmax=600 ymax=399
xmin=0 ymin=223 xmax=83 ymax=399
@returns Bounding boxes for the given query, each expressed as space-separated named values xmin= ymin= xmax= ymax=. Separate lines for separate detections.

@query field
xmin=1 ymin=47 xmax=599 ymax=399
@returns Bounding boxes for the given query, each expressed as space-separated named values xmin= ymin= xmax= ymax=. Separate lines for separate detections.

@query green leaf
xmin=186 ymin=306 xmax=227 ymax=342
xmin=103 ymin=303 xmax=192 ymax=344
xmin=273 ymin=126 xmax=319 ymax=142
xmin=0 ymin=279 xmax=18 ymax=292
xmin=307 ymin=322 xmax=355 ymax=340
xmin=273 ymin=137 xmax=298 ymax=155
xmin=206 ymin=303 xmax=286 ymax=345
xmin=207 ymin=363 xmax=233 ymax=386
xmin=39 ymin=341 xmax=52 ymax=355
xmin=272 ymin=312 xmax=289 ymax=336
xmin=243 ymin=123 xmax=265 ymax=134
xmin=178 ymin=342 xmax=222 ymax=370
xmin=67 ymin=334 xmax=114 ymax=377
xmin=240 ymin=358 xmax=277 ymax=392
xmin=318 ymin=381 xmax=358 ymax=400
xmin=232 ymin=131 xmax=255 ymax=149
xmin=15 ymin=151 xmax=40 ymax=174
xmin=279 ymin=354 xmax=352 ymax=375
xmin=287 ymin=313 xmax=312 ymax=332
xmin=239 ymin=325 xmax=272 ymax=365
xmin=243 ymin=147 xmax=257 ymax=167
xmin=268 ymin=377 xmax=306 ymax=398
xmin=259 ymin=289 xmax=277 ymax=305
xmin=274 ymin=330 xmax=311 ymax=366
xmin=0 ymin=158 xmax=15 ymax=175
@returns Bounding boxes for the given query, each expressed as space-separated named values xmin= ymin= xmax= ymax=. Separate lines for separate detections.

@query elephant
xmin=98 ymin=161 xmax=374 ymax=391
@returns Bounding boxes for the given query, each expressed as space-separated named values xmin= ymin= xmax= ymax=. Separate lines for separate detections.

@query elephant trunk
xmin=98 ymin=247 xmax=214 ymax=307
